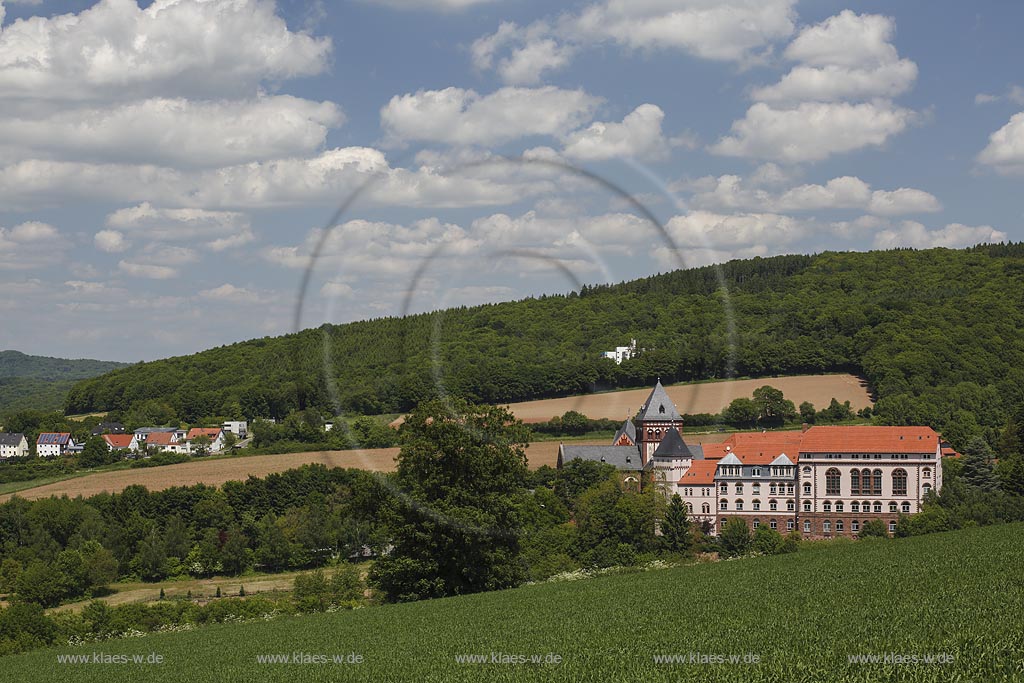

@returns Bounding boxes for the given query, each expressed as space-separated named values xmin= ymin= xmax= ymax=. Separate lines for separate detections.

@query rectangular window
xmin=852 ymin=520 xmax=860 ymax=532
xmin=787 ymin=520 xmax=794 ymax=531
xmin=823 ymin=521 xmax=831 ymax=533
xmin=888 ymin=521 xmax=896 ymax=533
xmin=803 ymin=521 xmax=810 ymax=533
xmin=770 ymin=520 xmax=777 ymax=529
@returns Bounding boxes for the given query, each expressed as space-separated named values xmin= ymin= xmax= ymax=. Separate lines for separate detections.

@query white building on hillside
xmin=0 ymin=433 xmax=29 ymax=458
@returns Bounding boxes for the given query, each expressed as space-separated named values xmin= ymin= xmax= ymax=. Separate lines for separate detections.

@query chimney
xmin=802 ymin=422 xmax=810 ymax=433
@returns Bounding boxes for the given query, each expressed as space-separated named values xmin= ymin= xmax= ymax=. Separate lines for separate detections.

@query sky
xmin=0 ymin=0 xmax=1021 ymax=363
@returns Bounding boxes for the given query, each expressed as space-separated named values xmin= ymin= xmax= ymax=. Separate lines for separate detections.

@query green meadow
xmin=7 ymin=523 xmax=1024 ymax=682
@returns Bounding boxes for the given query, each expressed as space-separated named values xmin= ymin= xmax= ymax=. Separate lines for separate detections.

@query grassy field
xmin=7 ymin=523 xmax=1023 ymax=682
xmin=0 ymin=434 xmax=735 ymax=502
xmin=500 ymin=373 xmax=872 ymax=423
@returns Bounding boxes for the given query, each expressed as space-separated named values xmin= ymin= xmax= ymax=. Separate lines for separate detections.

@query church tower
xmin=634 ymin=379 xmax=684 ymax=464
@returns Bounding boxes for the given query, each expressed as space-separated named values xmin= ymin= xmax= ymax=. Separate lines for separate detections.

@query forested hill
xmin=63 ymin=245 xmax=1024 ymax=448
xmin=0 ymin=351 xmax=128 ymax=414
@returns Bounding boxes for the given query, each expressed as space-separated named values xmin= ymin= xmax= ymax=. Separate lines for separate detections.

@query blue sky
xmin=0 ymin=0 xmax=1021 ymax=362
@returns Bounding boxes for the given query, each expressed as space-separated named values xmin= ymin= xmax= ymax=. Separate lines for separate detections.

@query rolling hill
xmin=5 ymin=522 xmax=1021 ymax=682
xmin=62 ymin=245 xmax=1024 ymax=449
xmin=0 ymin=350 xmax=128 ymax=415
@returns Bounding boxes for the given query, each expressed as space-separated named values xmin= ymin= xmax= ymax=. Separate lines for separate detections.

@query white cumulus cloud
xmin=380 ymin=86 xmax=601 ymax=146
xmin=872 ymin=222 xmax=1007 ymax=249
xmin=977 ymin=112 xmax=1024 ymax=174
xmin=562 ymin=104 xmax=675 ymax=161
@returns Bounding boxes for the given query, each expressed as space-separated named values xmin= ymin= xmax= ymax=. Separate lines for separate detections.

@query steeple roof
xmin=611 ymin=418 xmax=637 ymax=445
xmin=635 ymin=380 xmax=683 ymax=422
xmin=651 ymin=427 xmax=693 ymax=458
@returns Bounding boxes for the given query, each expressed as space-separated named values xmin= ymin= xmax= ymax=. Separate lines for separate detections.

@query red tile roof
xmin=186 ymin=428 xmax=221 ymax=441
xmin=102 ymin=434 xmax=134 ymax=449
xmin=146 ymin=432 xmax=176 ymax=446
xmin=799 ymin=426 xmax=939 ymax=454
xmin=698 ymin=443 xmax=731 ymax=460
xmin=678 ymin=458 xmax=718 ymax=486
xmin=721 ymin=431 xmax=803 ymax=464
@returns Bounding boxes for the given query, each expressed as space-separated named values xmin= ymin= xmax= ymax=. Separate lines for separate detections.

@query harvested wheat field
xmin=500 ymin=373 xmax=872 ymax=423
xmin=3 ymin=433 xmax=738 ymax=502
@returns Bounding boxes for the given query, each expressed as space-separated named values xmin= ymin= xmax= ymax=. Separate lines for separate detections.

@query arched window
xmin=770 ymin=519 xmax=778 ymax=530
xmin=803 ymin=520 xmax=811 ymax=533
xmin=851 ymin=520 xmax=860 ymax=532
xmin=835 ymin=520 xmax=844 ymax=532
xmin=786 ymin=500 xmax=795 ymax=511
xmin=720 ymin=500 xmax=728 ymax=510
xmin=752 ymin=519 xmax=760 ymax=529
xmin=735 ymin=499 xmax=744 ymax=511
xmin=835 ymin=501 xmax=844 ymax=513
xmin=923 ymin=483 xmax=932 ymax=495
xmin=892 ymin=469 xmax=907 ymax=495
xmin=702 ymin=503 xmax=710 ymax=514
xmin=752 ymin=499 xmax=761 ymax=511
xmin=803 ymin=483 xmax=811 ymax=495
xmin=901 ymin=502 xmax=911 ymax=513
xmin=873 ymin=502 xmax=882 ymax=513
xmin=888 ymin=501 xmax=898 ymax=513
xmin=862 ymin=468 xmax=873 ymax=494
xmin=851 ymin=501 xmax=860 ymax=513
xmin=872 ymin=469 xmax=883 ymax=495
xmin=823 ymin=501 xmax=832 ymax=512
xmin=769 ymin=499 xmax=778 ymax=511
xmin=736 ymin=483 xmax=744 ymax=494
xmin=851 ymin=469 xmax=861 ymax=495
xmin=923 ymin=468 xmax=932 ymax=480
xmin=802 ymin=466 xmax=811 ymax=475
xmin=686 ymin=503 xmax=693 ymax=513
xmin=823 ymin=520 xmax=831 ymax=533
xmin=826 ymin=468 xmax=841 ymax=495
xmin=803 ymin=501 xmax=811 ymax=512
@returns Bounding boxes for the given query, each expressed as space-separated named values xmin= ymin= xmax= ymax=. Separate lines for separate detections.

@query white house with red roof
xmin=185 ymin=427 xmax=225 ymax=454
xmin=102 ymin=434 xmax=138 ymax=452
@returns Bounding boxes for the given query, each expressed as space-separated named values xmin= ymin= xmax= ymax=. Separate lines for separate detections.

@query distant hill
xmin=63 ymin=244 xmax=1024 ymax=449
xmin=0 ymin=350 xmax=128 ymax=415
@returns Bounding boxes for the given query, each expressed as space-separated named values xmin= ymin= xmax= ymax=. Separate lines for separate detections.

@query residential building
xmin=143 ymin=431 xmax=189 ymax=454
xmin=91 ymin=422 xmax=126 ymax=436
xmin=601 ymin=339 xmax=637 ymax=364
xmin=221 ymin=421 xmax=248 ymax=437
xmin=0 ymin=433 xmax=29 ymax=458
xmin=186 ymin=427 xmax=225 ymax=453
xmin=102 ymin=434 xmax=137 ymax=452
xmin=37 ymin=432 xmax=75 ymax=458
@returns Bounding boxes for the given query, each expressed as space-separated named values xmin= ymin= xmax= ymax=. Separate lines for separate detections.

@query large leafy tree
xmin=370 ymin=399 xmax=531 ymax=603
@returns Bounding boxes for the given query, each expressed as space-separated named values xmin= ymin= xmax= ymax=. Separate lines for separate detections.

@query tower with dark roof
xmin=634 ymin=379 xmax=684 ymax=463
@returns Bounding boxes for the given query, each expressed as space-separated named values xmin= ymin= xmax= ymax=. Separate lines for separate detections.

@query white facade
xmin=0 ymin=434 xmax=29 ymax=458
xmin=221 ymin=421 xmax=248 ymax=437
xmin=601 ymin=339 xmax=637 ymax=364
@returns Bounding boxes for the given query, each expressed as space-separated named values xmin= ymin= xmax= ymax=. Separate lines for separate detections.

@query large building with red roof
xmin=558 ymin=381 xmax=948 ymax=539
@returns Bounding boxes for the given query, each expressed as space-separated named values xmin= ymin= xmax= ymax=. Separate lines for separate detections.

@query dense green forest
xmin=0 ymin=351 xmax=127 ymax=414
xmin=62 ymin=245 xmax=1024 ymax=450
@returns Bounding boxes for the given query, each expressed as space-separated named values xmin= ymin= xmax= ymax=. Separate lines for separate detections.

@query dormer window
xmin=659 ymin=404 xmax=665 ymax=414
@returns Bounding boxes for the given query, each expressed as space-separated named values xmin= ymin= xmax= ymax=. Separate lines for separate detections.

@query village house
xmin=101 ymin=434 xmax=137 ymax=452
xmin=0 ymin=433 xmax=29 ymax=458
xmin=557 ymin=381 xmax=947 ymax=539
xmin=36 ymin=432 xmax=75 ymax=458
xmin=186 ymin=427 xmax=226 ymax=454
xmin=221 ymin=421 xmax=248 ymax=438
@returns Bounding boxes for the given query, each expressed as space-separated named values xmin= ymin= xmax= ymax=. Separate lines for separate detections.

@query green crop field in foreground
xmin=7 ymin=523 xmax=1024 ymax=682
